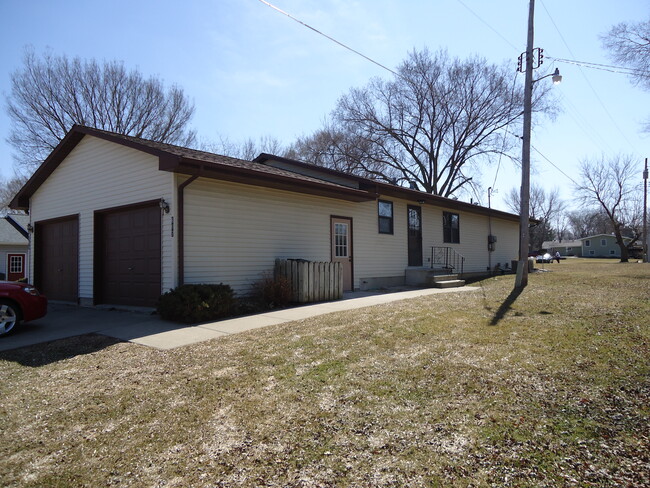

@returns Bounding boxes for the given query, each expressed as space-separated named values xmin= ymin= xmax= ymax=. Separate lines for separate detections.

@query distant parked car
xmin=0 ymin=281 xmax=48 ymax=336
xmin=536 ymin=253 xmax=553 ymax=263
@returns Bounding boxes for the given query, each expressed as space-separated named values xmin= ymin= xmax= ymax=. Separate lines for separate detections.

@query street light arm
xmin=532 ymin=68 xmax=562 ymax=85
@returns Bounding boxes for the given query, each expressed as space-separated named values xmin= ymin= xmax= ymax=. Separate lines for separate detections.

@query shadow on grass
xmin=489 ymin=287 xmax=524 ymax=326
xmin=0 ymin=333 xmax=123 ymax=367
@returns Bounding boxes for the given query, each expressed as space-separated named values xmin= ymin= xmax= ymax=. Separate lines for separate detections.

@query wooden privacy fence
xmin=275 ymin=259 xmax=343 ymax=303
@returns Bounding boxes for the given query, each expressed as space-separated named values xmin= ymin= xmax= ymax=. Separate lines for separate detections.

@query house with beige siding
xmin=11 ymin=125 xmax=522 ymax=308
xmin=0 ymin=215 xmax=29 ymax=281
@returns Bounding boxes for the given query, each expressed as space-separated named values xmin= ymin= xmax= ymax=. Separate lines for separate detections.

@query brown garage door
xmin=97 ymin=203 xmax=161 ymax=307
xmin=36 ymin=216 xmax=79 ymax=302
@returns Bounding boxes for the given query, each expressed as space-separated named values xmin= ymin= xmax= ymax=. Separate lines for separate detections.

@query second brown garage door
xmin=96 ymin=203 xmax=161 ymax=307
xmin=35 ymin=216 xmax=79 ymax=302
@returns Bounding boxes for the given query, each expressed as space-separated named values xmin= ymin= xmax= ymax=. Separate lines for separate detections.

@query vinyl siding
xmin=0 ymin=245 xmax=29 ymax=278
xmin=421 ymin=207 xmax=519 ymax=273
xmin=183 ymin=178 xmax=520 ymax=294
xmin=29 ymin=135 xmax=174 ymax=301
xmin=582 ymin=235 xmax=628 ymax=257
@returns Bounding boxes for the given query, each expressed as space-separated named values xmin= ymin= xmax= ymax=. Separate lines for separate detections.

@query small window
xmin=610 ymin=250 xmax=615 ymax=255
xmin=443 ymin=212 xmax=460 ymax=243
xmin=601 ymin=239 xmax=607 ymax=246
xmin=378 ymin=200 xmax=393 ymax=234
xmin=589 ymin=250 xmax=595 ymax=256
xmin=585 ymin=240 xmax=591 ymax=247
xmin=567 ymin=247 xmax=572 ymax=251
xmin=9 ymin=255 xmax=23 ymax=274
xmin=334 ymin=223 xmax=349 ymax=257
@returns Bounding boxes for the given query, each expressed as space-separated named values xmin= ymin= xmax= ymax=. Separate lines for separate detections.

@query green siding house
xmin=580 ymin=234 xmax=632 ymax=258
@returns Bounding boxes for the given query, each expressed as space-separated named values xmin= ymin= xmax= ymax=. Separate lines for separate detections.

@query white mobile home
xmin=11 ymin=126 xmax=521 ymax=307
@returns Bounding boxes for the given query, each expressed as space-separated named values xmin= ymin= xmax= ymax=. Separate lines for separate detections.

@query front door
xmin=407 ymin=205 xmax=423 ymax=266
xmin=6 ymin=253 xmax=26 ymax=281
xmin=331 ymin=217 xmax=353 ymax=291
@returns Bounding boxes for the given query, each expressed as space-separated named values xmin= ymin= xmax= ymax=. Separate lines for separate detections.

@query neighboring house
xmin=0 ymin=214 xmax=29 ymax=281
xmin=580 ymin=234 xmax=632 ymax=258
xmin=541 ymin=239 xmax=583 ymax=257
xmin=10 ymin=125 xmax=522 ymax=308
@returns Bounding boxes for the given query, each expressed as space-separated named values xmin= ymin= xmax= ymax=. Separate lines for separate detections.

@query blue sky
xmin=1 ymin=0 xmax=648 ymax=212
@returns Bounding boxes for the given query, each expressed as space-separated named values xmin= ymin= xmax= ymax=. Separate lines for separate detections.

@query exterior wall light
xmin=159 ymin=198 xmax=170 ymax=214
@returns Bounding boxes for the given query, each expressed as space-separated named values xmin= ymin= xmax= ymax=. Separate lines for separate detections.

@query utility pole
xmin=488 ymin=187 xmax=494 ymax=273
xmin=642 ymin=158 xmax=648 ymax=263
xmin=515 ymin=0 xmax=536 ymax=289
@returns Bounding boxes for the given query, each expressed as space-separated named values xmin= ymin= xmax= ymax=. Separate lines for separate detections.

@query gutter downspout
xmin=177 ymin=175 xmax=199 ymax=286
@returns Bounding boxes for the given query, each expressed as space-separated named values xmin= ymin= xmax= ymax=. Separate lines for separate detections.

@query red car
xmin=0 ymin=281 xmax=48 ymax=336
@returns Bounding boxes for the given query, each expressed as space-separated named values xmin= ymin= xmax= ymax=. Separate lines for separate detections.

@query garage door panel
xmin=36 ymin=217 xmax=79 ymax=302
xmin=98 ymin=204 xmax=161 ymax=307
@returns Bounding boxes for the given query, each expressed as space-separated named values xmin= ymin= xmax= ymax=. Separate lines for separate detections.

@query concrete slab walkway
xmin=115 ymin=286 xmax=479 ymax=350
xmin=1 ymin=286 xmax=478 ymax=352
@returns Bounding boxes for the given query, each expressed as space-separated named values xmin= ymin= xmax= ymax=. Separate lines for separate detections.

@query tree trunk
xmin=615 ymin=229 xmax=629 ymax=262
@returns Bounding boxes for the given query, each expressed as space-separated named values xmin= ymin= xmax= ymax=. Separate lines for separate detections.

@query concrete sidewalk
xmin=114 ymin=286 xmax=479 ymax=350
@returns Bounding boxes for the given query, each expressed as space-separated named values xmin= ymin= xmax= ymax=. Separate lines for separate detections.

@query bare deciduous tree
xmin=505 ymin=184 xmax=564 ymax=251
xmin=602 ymin=19 xmax=650 ymax=90
xmin=575 ymin=154 xmax=641 ymax=262
xmin=7 ymin=48 xmax=196 ymax=171
xmin=287 ymin=126 xmax=401 ymax=182
xmin=201 ymin=135 xmax=287 ymax=161
xmin=602 ymin=19 xmax=650 ymax=131
xmin=293 ymin=48 xmax=557 ymax=198
xmin=566 ymin=209 xmax=613 ymax=238
xmin=0 ymin=174 xmax=28 ymax=215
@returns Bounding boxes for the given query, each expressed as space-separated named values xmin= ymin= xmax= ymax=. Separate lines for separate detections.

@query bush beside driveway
xmin=1 ymin=259 xmax=649 ymax=487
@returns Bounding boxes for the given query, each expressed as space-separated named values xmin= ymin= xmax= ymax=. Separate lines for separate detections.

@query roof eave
xmin=169 ymin=158 xmax=377 ymax=203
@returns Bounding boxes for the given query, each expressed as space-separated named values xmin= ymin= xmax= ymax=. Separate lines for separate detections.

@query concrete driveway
xmin=1 ymin=286 xmax=480 ymax=352
xmin=0 ymin=302 xmax=183 ymax=352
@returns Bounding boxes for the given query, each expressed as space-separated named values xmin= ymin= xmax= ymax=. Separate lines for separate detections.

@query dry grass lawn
xmin=1 ymin=258 xmax=648 ymax=487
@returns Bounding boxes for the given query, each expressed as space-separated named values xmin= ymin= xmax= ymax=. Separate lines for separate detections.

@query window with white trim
xmin=601 ymin=239 xmax=607 ymax=246
xmin=334 ymin=223 xmax=349 ymax=258
xmin=585 ymin=240 xmax=591 ymax=247
xmin=9 ymin=255 xmax=23 ymax=274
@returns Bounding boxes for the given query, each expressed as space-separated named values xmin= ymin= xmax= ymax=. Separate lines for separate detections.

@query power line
xmin=454 ymin=0 xmax=520 ymax=53
xmin=502 ymin=127 xmax=580 ymax=187
xmin=257 ymin=0 xmax=400 ymax=78
xmin=530 ymin=143 xmax=580 ymax=187
xmin=539 ymin=0 xmax=638 ymax=152
xmin=491 ymin=70 xmax=520 ymax=190
xmin=549 ymin=56 xmax=650 ymax=77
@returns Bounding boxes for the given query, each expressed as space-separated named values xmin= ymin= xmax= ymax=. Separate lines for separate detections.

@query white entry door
xmin=331 ymin=217 xmax=352 ymax=291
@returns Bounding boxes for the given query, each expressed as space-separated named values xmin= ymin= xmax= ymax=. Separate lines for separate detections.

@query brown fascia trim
xmin=10 ymin=125 xmax=173 ymax=210
xmin=373 ymin=182 xmax=523 ymax=223
xmin=166 ymin=158 xmax=377 ymax=203
xmin=254 ymin=153 xmax=368 ymax=184
xmin=255 ymin=153 xmax=524 ymax=223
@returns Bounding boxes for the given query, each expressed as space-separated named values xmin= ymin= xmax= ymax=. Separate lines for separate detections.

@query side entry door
xmin=407 ymin=205 xmax=423 ymax=266
xmin=331 ymin=217 xmax=353 ymax=291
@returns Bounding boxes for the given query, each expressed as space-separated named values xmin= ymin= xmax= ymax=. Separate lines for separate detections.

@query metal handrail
xmin=430 ymin=246 xmax=465 ymax=276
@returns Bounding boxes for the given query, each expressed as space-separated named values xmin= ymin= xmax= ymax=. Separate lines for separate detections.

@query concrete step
xmin=432 ymin=279 xmax=466 ymax=289
xmin=431 ymin=273 xmax=459 ymax=282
